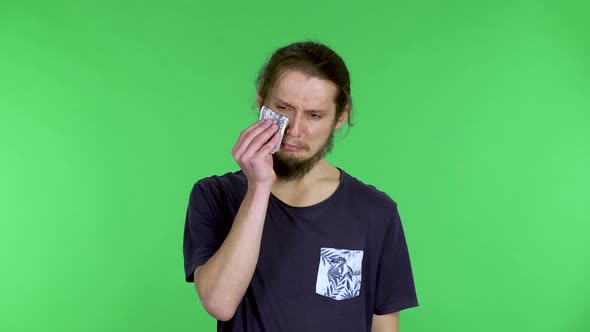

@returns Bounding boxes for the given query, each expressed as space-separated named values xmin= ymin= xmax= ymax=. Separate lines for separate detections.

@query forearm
xmin=372 ymin=312 xmax=399 ymax=332
xmin=194 ymin=184 xmax=271 ymax=321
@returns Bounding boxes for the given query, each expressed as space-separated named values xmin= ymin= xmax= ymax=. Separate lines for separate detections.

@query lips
xmin=282 ymin=142 xmax=304 ymax=151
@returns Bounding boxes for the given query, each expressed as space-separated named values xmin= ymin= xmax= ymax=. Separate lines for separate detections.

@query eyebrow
xmin=272 ymin=98 xmax=329 ymax=113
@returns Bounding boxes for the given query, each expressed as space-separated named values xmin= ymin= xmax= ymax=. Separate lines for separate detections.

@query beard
xmin=272 ymin=130 xmax=335 ymax=182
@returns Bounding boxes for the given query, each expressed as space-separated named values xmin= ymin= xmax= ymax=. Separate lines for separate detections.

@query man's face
xmin=262 ymin=69 xmax=348 ymax=181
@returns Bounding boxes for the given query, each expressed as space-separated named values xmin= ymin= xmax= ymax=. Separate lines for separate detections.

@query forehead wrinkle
xmin=270 ymin=70 xmax=338 ymax=113
xmin=272 ymin=97 xmax=330 ymax=113
xmin=273 ymin=97 xmax=295 ymax=109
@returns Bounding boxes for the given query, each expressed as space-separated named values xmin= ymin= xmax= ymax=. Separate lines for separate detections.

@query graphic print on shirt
xmin=315 ymin=247 xmax=364 ymax=300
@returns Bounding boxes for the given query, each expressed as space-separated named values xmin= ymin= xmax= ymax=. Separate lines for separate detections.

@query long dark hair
xmin=256 ymin=41 xmax=354 ymax=128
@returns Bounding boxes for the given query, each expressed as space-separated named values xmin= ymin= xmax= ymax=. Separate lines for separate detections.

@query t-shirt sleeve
xmin=374 ymin=204 xmax=419 ymax=314
xmin=182 ymin=180 xmax=227 ymax=282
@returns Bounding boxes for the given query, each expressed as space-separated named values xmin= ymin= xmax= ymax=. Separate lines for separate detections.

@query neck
xmin=271 ymin=159 xmax=342 ymax=207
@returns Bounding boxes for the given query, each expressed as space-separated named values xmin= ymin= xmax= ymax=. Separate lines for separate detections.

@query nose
xmin=285 ymin=113 xmax=302 ymax=137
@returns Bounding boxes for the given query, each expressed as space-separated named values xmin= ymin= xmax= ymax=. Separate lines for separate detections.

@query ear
xmin=256 ymin=89 xmax=262 ymax=109
xmin=335 ymin=105 xmax=350 ymax=130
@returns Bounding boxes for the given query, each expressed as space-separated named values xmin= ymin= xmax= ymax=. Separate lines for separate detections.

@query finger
xmin=241 ymin=123 xmax=279 ymax=160
xmin=253 ymin=131 xmax=281 ymax=159
xmin=242 ymin=123 xmax=279 ymax=158
xmin=233 ymin=120 xmax=273 ymax=157
xmin=234 ymin=119 xmax=267 ymax=151
xmin=234 ymin=120 xmax=273 ymax=158
xmin=251 ymin=128 xmax=281 ymax=159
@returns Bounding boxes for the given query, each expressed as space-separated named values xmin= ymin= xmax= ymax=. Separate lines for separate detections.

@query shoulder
xmin=194 ymin=170 xmax=246 ymax=190
xmin=190 ymin=170 xmax=247 ymax=202
xmin=339 ymin=169 xmax=401 ymax=231
xmin=341 ymin=169 xmax=398 ymax=211
xmin=340 ymin=170 xmax=405 ymax=246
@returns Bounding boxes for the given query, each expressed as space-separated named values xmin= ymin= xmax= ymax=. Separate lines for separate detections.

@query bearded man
xmin=183 ymin=41 xmax=419 ymax=332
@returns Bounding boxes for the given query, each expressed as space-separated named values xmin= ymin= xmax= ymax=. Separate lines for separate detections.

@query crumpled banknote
xmin=259 ymin=105 xmax=290 ymax=153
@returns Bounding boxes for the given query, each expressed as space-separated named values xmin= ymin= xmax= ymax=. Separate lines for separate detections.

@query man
xmin=183 ymin=41 xmax=418 ymax=331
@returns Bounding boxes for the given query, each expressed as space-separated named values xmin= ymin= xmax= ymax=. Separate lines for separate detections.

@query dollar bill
xmin=259 ymin=105 xmax=290 ymax=153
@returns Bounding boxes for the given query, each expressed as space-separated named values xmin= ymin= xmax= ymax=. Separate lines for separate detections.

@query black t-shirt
xmin=183 ymin=169 xmax=418 ymax=331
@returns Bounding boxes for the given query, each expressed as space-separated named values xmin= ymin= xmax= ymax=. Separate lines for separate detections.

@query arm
xmin=372 ymin=312 xmax=399 ymax=332
xmin=193 ymin=119 xmax=280 ymax=321
xmin=194 ymin=184 xmax=271 ymax=321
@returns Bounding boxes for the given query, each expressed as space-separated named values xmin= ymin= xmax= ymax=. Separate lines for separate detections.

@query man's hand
xmin=232 ymin=119 xmax=280 ymax=188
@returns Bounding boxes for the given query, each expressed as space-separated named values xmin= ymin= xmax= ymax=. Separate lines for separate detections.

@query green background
xmin=1 ymin=0 xmax=589 ymax=331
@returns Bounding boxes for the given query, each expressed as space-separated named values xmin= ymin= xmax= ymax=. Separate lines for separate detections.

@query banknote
xmin=259 ymin=105 xmax=289 ymax=153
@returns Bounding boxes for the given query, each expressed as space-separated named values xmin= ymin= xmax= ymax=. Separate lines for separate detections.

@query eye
xmin=309 ymin=113 xmax=322 ymax=119
xmin=276 ymin=105 xmax=287 ymax=110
